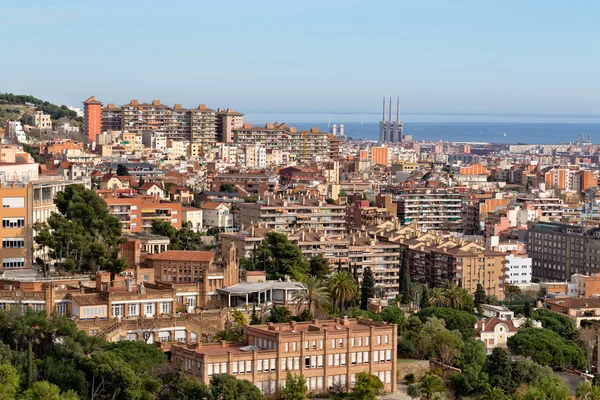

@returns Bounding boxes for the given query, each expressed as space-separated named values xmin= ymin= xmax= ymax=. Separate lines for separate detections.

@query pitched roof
xmin=139 ymin=182 xmax=163 ymax=191
xmin=201 ymin=201 xmax=227 ymax=210
xmin=145 ymin=250 xmax=216 ymax=262
xmin=475 ymin=317 xmax=519 ymax=333
xmin=70 ymin=293 xmax=106 ymax=306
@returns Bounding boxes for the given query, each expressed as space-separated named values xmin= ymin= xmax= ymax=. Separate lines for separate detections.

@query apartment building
xmin=201 ymin=202 xmax=233 ymax=231
xmin=237 ymin=195 xmax=347 ymax=236
xmin=97 ymin=99 xmax=216 ymax=144
xmin=0 ymin=183 xmax=31 ymax=269
xmin=346 ymin=196 xmax=397 ymax=231
xmin=216 ymin=108 xmax=244 ymax=143
xmin=32 ymin=111 xmax=53 ymax=132
xmin=394 ymin=189 xmax=464 ymax=231
xmin=84 ymin=96 xmax=102 ymax=141
xmin=100 ymin=193 xmax=183 ymax=233
xmin=172 ymin=318 xmax=398 ymax=397
xmin=527 ymin=222 xmax=600 ymax=281
xmin=382 ymin=226 xmax=507 ymax=299
xmin=349 ymin=233 xmax=401 ymax=300
xmin=513 ymin=194 xmax=563 ymax=220
xmin=232 ymin=123 xmax=332 ymax=163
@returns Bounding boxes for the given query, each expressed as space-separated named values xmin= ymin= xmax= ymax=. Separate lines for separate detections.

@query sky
xmin=1 ymin=1 xmax=600 ymax=117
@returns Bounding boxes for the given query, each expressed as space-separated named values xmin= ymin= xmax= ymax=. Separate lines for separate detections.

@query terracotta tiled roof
xmin=475 ymin=317 xmax=518 ymax=333
xmin=145 ymin=250 xmax=215 ymax=262
xmin=70 ymin=293 xmax=106 ymax=306
xmin=201 ymin=202 xmax=226 ymax=210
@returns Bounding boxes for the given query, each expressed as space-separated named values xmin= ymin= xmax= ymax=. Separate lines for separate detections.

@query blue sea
xmin=244 ymin=112 xmax=600 ymax=144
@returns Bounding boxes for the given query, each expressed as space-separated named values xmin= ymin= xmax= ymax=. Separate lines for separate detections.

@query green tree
xmin=379 ymin=306 xmax=405 ymax=330
xmin=292 ymin=276 xmax=330 ymax=318
xmin=474 ymin=283 xmax=487 ymax=306
xmin=84 ymin=351 xmax=143 ymax=400
xmin=151 ymin=220 xmax=206 ymax=251
xmin=116 ymin=164 xmax=130 ymax=176
xmin=420 ymin=285 xmax=429 ymax=309
xmin=39 ymin=185 xmax=127 ymax=277
xmin=351 ymin=372 xmax=384 ymax=400
xmin=399 ymin=250 xmax=411 ymax=304
xmin=485 ymin=348 xmax=513 ymax=394
xmin=281 ymin=371 xmax=308 ymax=400
xmin=209 ymin=373 xmax=263 ymax=400
xmin=250 ymin=304 xmax=262 ymax=325
xmin=308 ymin=255 xmax=330 ymax=279
xmin=524 ymin=301 xmax=532 ymax=318
xmin=418 ymin=373 xmax=445 ymax=400
xmin=241 ymin=232 xmax=309 ymax=281
xmin=214 ymin=327 xmax=243 ymax=342
xmin=479 ymin=387 xmax=509 ymax=400
xmin=232 ymin=310 xmax=247 ymax=328
xmin=219 ymin=184 xmax=236 ymax=193
xmin=0 ymin=364 xmax=19 ymax=400
xmin=507 ymin=327 xmax=586 ymax=370
xmin=106 ymin=340 xmax=168 ymax=375
xmin=329 ymin=271 xmax=358 ymax=313
xmin=576 ymin=381 xmax=600 ymax=400
xmin=19 ymin=381 xmax=79 ymax=400
xmin=451 ymin=338 xmax=488 ymax=395
xmin=532 ymin=309 xmax=577 ymax=339
xmin=417 ymin=307 xmax=476 ymax=339
xmin=268 ymin=306 xmax=292 ymax=323
xmin=360 ymin=267 xmax=376 ymax=310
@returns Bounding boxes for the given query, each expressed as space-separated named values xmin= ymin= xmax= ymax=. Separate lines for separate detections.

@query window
xmin=128 ymin=304 xmax=139 ymax=316
xmin=2 ymin=197 xmax=24 ymax=208
xmin=331 ymin=339 xmax=336 ymax=348
xmin=328 ymin=354 xmax=334 ymax=366
xmin=317 ymin=355 xmax=323 ymax=368
xmin=239 ymin=361 xmax=245 ymax=374
xmin=55 ymin=303 xmax=67 ymax=315
xmin=385 ymin=335 xmax=389 ymax=344
xmin=351 ymin=352 xmax=357 ymax=365
xmin=339 ymin=338 xmax=344 ymax=348
xmin=232 ymin=362 xmax=238 ymax=374
xmin=161 ymin=302 xmax=172 ymax=314
xmin=2 ymin=238 xmax=25 ymax=248
xmin=208 ymin=364 xmax=213 ymax=376
xmin=363 ymin=351 xmax=369 ymax=363
xmin=112 ymin=304 xmax=123 ymax=317
xmin=312 ymin=340 xmax=316 ymax=350
xmin=145 ymin=303 xmax=155 ymax=316
xmin=2 ymin=218 xmax=25 ymax=228
xmin=2 ymin=257 xmax=25 ymax=268
xmin=305 ymin=357 xmax=310 ymax=368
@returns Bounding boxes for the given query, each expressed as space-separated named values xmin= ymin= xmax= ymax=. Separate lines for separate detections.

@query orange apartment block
xmin=172 ymin=317 xmax=398 ymax=397
xmin=371 ymin=147 xmax=389 ymax=166
xmin=99 ymin=193 xmax=182 ymax=233
xmin=0 ymin=183 xmax=31 ymax=269
xmin=39 ymin=139 xmax=84 ymax=157
xmin=84 ymin=96 xmax=102 ymax=142
xmin=460 ymin=163 xmax=489 ymax=175
xmin=581 ymin=170 xmax=598 ymax=192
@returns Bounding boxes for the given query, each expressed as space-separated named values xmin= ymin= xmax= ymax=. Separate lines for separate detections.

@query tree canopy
xmin=240 ymin=232 xmax=309 ymax=281
xmin=507 ymin=327 xmax=586 ymax=370
xmin=360 ymin=267 xmax=376 ymax=310
xmin=35 ymin=184 xmax=127 ymax=277
xmin=151 ymin=220 xmax=206 ymax=250
xmin=281 ymin=372 xmax=307 ymax=400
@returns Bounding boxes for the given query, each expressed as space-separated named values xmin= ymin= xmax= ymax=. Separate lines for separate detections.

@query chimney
xmin=382 ymin=97 xmax=386 ymax=122
xmin=388 ymin=96 xmax=392 ymax=125
xmin=152 ymin=100 xmax=160 ymax=106
xmin=199 ymin=104 xmax=206 ymax=110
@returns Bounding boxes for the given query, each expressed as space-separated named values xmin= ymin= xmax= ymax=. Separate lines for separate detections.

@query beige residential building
xmin=380 ymin=226 xmax=508 ymax=299
xmin=172 ymin=318 xmax=397 ymax=397
xmin=216 ymin=108 xmax=244 ymax=143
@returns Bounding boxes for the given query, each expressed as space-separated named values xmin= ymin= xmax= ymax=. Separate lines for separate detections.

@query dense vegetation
xmin=0 ymin=93 xmax=81 ymax=121
xmin=34 ymin=185 xmax=127 ymax=277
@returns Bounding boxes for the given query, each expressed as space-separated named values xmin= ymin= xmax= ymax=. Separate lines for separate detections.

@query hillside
xmin=0 ymin=93 xmax=83 ymax=127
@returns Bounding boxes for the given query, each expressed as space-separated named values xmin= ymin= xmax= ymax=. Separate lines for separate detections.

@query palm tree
xmin=328 ymin=272 xmax=357 ymax=313
xmin=418 ymin=374 xmax=445 ymax=400
xmin=428 ymin=288 xmax=447 ymax=307
xmin=479 ymin=388 xmax=509 ymax=400
xmin=442 ymin=283 xmax=464 ymax=310
xmin=213 ymin=327 xmax=242 ymax=342
xmin=293 ymin=275 xmax=330 ymax=318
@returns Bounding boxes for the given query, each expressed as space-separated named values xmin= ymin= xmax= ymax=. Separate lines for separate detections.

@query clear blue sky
xmin=1 ymin=1 xmax=599 ymax=116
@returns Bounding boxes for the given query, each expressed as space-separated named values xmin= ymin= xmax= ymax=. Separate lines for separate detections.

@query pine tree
xmin=474 ymin=283 xmax=486 ymax=306
xmin=420 ymin=285 xmax=429 ymax=309
xmin=360 ymin=267 xmax=376 ymax=310
xmin=524 ymin=301 xmax=532 ymax=318
xmin=250 ymin=303 xmax=261 ymax=325
xmin=399 ymin=250 xmax=411 ymax=304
